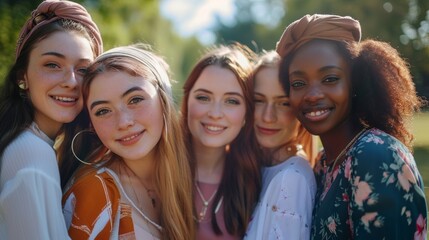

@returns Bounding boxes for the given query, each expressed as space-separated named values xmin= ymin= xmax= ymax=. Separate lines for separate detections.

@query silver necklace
xmin=194 ymin=182 xmax=222 ymax=222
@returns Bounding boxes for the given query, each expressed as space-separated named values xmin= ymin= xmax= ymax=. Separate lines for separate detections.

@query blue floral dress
xmin=311 ymin=128 xmax=427 ymax=239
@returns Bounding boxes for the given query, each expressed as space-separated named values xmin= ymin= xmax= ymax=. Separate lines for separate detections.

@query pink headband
xmin=16 ymin=0 xmax=102 ymax=60
xmin=276 ymin=14 xmax=361 ymax=58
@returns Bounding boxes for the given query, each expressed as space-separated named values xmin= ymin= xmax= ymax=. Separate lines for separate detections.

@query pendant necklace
xmin=194 ymin=181 xmax=222 ymax=222
xmin=323 ymin=128 xmax=367 ymax=175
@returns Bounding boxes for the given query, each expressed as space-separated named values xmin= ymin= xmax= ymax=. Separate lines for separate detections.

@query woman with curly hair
xmin=277 ymin=14 xmax=427 ymax=239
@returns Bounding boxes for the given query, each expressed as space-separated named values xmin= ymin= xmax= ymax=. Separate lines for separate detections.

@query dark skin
xmin=288 ymin=40 xmax=364 ymax=165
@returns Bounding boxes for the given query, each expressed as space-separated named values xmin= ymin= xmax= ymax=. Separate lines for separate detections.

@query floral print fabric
xmin=311 ymin=128 xmax=427 ymax=239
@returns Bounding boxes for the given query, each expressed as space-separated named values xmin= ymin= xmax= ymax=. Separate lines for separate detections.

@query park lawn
xmin=412 ymin=112 xmax=428 ymax=239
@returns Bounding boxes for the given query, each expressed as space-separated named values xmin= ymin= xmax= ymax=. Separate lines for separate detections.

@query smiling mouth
xmin=203 ymin=124 xmax=226 ymax=132
xmin=306 ymin=109 xmax=329 ymax=117
xmin=118 ymin=131 xmax=143 ymax=142
xmin=51 ymin=96 xmax=78 ymax=102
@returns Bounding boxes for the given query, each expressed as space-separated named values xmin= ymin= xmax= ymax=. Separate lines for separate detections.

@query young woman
xmin=0 ymin=1 xmax=102 ymax=239
xmin=62 ymin=44 xmax=194 ymax=240
xmin=181 ymin=43 xmax=261 ymax=239
xmin=244 ymin=50 xmax=316 ymax=240
xmin=277 ymin=14 xmax=427 ymax=239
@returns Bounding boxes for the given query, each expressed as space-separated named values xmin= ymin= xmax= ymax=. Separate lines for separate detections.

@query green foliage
xmin=212 ymin=0 xmax=429 ymax=99
xmin=0 ymin=0 xmax=204 ymax=103
xmin=0 ymin=1 xmax=40 ymax=85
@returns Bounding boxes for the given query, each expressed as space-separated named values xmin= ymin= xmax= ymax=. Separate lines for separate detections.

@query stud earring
xmin=18 ymin=81 xmax=28 ymax=90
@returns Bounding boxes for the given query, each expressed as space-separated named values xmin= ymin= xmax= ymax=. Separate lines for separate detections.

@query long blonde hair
xmin=79 ymin=44 xmax=195 ymax=240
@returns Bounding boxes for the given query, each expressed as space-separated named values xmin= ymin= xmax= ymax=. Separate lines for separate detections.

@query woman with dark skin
xmin=277 ymin=14 xmax=427 ymax=239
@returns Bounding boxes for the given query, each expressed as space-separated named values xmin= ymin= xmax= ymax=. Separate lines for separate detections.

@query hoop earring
xmin=71 ymin=130 xmax=98 ymax=165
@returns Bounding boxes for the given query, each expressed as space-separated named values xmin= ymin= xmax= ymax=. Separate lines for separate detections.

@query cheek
xmin=90 ymin=118 xmax=113 ymax=145
xmin=187 ymin=101 xmax=205 ymax=122
xmin=226 ymin=107 xmax=246 ymax=126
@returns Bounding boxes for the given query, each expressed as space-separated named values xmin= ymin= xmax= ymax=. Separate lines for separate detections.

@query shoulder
xmin=351 ymin=128 xmax=414 ymax=168
xmin=1 ymin=130 xmax=58 ymax=183
xmin=63 ymin=167 xmax=120 ymax=203
xmin=65 ymin=167 xmax=119 ymax=197
xmin=270 ymin=157 xmax=316 ymax=191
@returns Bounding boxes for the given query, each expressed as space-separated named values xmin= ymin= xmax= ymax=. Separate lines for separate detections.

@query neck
xmin=320 ymin=122 xmax=363 ymax=164
xmin=121 ymin=153 xmax=156 ymax=186
xmin=193 ymin=143 xmax=225 ymax=184
xmin=266 ymin=143 xmax=304 ymax=166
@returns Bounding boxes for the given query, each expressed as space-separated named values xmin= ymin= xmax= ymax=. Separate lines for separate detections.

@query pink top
xmin=195 ymin=181 xmax=239 ymax=240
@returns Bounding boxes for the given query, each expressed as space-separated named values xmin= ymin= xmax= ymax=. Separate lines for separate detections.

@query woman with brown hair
xmin=0 ymin=0 xmax=102 ymax=239
xmin=244 ymin=50 xmax=316 ymax=239
xmin=181 ymin=42 xmax=261 ymax=239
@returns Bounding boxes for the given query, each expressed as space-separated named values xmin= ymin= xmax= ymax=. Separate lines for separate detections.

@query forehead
xmin=32 ymin=31 xmax=94 ymax=60
xmin=289 ymin=40 xmax=348 ymax=72
xmin=193 ymin=65 xmax=243 ymax=94
xmin=89 ymin=71 xmax=157 ymax=97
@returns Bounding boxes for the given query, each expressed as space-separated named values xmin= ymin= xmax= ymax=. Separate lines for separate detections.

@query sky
xmin=160 ymin=0 xmax=236 ymax=44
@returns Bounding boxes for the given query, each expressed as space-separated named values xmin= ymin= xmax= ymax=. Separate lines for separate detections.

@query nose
xmin=208 ymin=102 xmax=224 ymax=119
xmin=303 ymin=84 xmax=324 ymax=104
xmin=60 ymin=68 xmax=79 ymax=88
xmin=262 ymin=103 xmax=276 ymax=123
xmin=117 ymin=108 xmax=135 ymax=130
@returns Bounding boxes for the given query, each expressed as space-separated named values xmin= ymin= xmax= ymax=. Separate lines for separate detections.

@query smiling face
xmin=254 ymin=66 xmax=300 ymax=149
xmin=87 ymin=71 xmax=164 ymax=162
xmin=288 ymin=40 xmax=352 ymax=136
xmin=187 ymin=65 xmax=246 ymax=149
xmin=24 ymin=31 xmax=93 ymax=138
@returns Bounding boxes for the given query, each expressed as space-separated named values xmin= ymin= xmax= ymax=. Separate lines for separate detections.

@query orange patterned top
xmin=62 ymin=168 xmax=136 ymax=239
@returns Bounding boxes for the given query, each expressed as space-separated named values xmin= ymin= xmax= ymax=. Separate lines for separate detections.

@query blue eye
xmin=226 ymin=98 xmax=240 ymax=105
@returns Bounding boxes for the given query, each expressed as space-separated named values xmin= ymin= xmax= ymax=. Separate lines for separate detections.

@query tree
xmin=212 ymin=0 xmax=429 ymax=99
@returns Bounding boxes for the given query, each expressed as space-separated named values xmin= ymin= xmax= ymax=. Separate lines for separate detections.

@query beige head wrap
xmin=96 ymin=45 xmax=173 ymax=97
xmin=276 ymin=14 xmax=361 ymax=58
xmin=16 ymin=0 xmax=102 ymax=60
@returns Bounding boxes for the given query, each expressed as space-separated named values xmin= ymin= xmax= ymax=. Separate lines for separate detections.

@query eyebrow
xmin=193 ymin=88 xmax=244 ymax=98
xmin=42 ymin=51 xmax=92 ymax=62
xmin=289 ymin=65 xmax=343 ymax=76
xmin=42 ymin=52 xmax=65 ymax=58
xmin=89 ymin=86 xmax=143 ymax=110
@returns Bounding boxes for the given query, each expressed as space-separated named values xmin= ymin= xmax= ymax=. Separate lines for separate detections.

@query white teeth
xmin=206 ymin=125 xmax=224 ymax=131
xmin=53 ymin=96 xmax=76 ymax=102
xmin=122 ymin=133 xmax=139 ymax=141
xmin=309 ymin=110 xmax=327 ymax=116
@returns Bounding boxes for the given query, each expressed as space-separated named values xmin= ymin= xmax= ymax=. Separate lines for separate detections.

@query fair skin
xmin=253 ymin=66 xmax=300 ymax=163
xmin=288 ymin=40 xmax=358 ymax=162
xmin=87 ymin=70 xmax=164 ymax=222
xmin=187 ymin=65 xmax=246 ymax=183
xmin=24 ymin=31 xmax=93 ymax=139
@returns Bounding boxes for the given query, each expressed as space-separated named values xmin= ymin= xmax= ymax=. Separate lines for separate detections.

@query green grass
xmin=413 ymin=112 xmax=429 ymax=147
xmin=413 ymin=112 xmax=428 ymax=238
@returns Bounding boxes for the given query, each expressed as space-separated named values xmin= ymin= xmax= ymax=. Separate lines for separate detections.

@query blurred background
xmin=0 ymin=0 xmax=428 ymax=199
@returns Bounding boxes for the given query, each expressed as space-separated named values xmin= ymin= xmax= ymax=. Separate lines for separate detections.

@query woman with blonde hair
xmin=62 ymin=44 xmax=194 ymax=240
